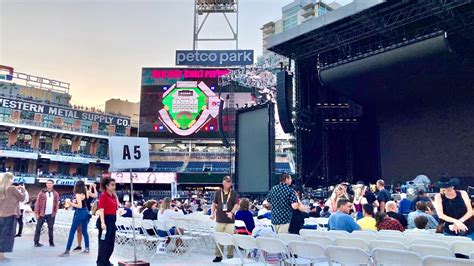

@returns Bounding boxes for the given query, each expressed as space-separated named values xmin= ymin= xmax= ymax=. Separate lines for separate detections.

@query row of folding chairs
xmin=115 ymin=218 xmax=205 ymax=261
xmin=300 ymin=228 xmax=472 ymax=244
xmin=214 ymin=232 xmax=474 ymax=266
xmin=295 ymin=231 xmax=474 ymax=256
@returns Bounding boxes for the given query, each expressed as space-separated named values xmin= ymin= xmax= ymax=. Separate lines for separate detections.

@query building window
xmin=283 ymin=5 xmax=300 ymax=18
xmin=20 ymin=110 xmax=34 ymax=121
xmin=79 ymin=140 xmax=90 ymax=154
xmin=318 ymin=5 xmax=328 ymax=16
xmin=39 ymin=135 xmax=53 ymax=151
xmin=283 ymin=15 xmax=297 ymax=31
xmin=59 ymin=138 xmax=72 ymax=153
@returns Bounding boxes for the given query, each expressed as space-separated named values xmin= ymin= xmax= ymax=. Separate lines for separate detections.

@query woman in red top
xmin=96 ymin=178 xmax=118 ymax=266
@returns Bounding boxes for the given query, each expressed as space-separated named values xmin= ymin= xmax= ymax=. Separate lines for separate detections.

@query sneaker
xmin=73 ymin=246 xmax=82 ymax=251
xmin=212 ymin=257 xmax=223 ymax=263
xmin=59 ymin=251 xmax=70 ymax=257
xmin=15 ymin=234 xmax=21 ymax=238
xmin=82 ymin=248 xmax=90 ymax=254
xmin=227 ymin=255 xmax=233 ymax=259
xmin=50 ymin=243 xmax=55 ymax=247
xmin=34 ymin=243 xmax=44 ymax=247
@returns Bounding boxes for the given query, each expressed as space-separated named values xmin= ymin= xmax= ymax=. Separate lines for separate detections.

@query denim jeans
xmin=65 ymin=208 xmax=90 ymax=251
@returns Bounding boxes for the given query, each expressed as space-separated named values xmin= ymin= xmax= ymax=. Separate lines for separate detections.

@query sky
xmin=0 ymin=0 xmax=352 ymax=107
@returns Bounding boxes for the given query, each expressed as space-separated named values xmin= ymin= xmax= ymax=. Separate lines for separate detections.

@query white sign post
xmin=109 ymin=137 xmax=150 ymax=266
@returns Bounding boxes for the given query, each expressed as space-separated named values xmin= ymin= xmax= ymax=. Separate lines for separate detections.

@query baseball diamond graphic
xmin=158 ymin=80 xmax=220 ymax=136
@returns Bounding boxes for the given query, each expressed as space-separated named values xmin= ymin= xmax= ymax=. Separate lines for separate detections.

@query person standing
xmin=376 ymin=179 xmax=391 ymax=213
xmin=34 ymin=179 xmax=59 ymax=247
xmin=59 ymin=181 xmax=90 ymax=256
xmin=15 ymin=182 xmax=29 ymax=237
xmin=433 ymin=176 xmax=474 ymax=239
xmin=96 ymin=177 xmax=118 ymax=266
xmin=73 ymin=183 xmax=97 ymax=251
xmin=267 ymin=174 xmax=299 ymax=234
xmin=0 ymin=173 xmax=26 ymax=261
xmin=352 ymin=184 xmax=368 ymax=220
xmin=210 ymin=176 xmax=239 ymax=263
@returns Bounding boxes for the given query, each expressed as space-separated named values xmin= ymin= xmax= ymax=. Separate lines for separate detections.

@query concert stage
xmin=267 ymin=0 xmax=474 ymax=187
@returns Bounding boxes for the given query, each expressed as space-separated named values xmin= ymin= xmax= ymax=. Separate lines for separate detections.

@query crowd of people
xmin=0 ymin=171 xmax=473 ymax=264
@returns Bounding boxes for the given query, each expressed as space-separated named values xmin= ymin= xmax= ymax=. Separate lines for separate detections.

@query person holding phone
xmin=96 ymin=178 xmax=118 ymax=266
xmin=73 ymin=183 xmax=97 ymax=251
xmin=0 ymin=173 xmax=25 ymax=262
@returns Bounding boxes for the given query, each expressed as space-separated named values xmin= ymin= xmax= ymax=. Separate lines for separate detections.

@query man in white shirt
xmin=34 ymin=180 xmax=59 ymax=247
xmin=15 ymin=182 xmax=29 ymax=237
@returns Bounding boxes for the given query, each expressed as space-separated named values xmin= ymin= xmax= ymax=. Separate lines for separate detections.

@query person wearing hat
xmin=210 ymin=176 xmax=239 ymax=263
xmin=433 ymin=176 xmax=474 ymax=240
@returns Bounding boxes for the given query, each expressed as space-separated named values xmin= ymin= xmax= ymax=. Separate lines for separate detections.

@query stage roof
xmin=266 ymin=0 xmax=474 ymax=61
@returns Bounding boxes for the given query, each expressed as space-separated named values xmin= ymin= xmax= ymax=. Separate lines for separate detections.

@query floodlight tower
xmin=193 ymin=0 xmax=239 ymax=50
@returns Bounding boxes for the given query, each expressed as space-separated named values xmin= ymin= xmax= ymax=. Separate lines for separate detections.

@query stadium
xmin=1 ymin=0 xmax=474 ymax=266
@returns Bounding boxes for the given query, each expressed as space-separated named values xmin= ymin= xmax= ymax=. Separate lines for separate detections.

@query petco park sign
xmin=176 ymin=50 xmax=254 ymax=66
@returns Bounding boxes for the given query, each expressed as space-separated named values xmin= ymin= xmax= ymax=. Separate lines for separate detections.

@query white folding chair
xmin=422 ymin=255 xmax=474 ymax=266
xmin=256 ymin=237 xmax=292 ymax=264
xmin=370 ymin=240 xmax=408 ymax=251
xmin=439 ymin=235 xmax=472 ymax=244
xmin=141 ymin=220 xmax=168 ymax=260
xmin=377 ymin=235 xmax=408 ymax=244
xmin=213 ymin=232 xmax=242 ymax=265
xmin=379 ymin=229 xmax=403 ymax=235
xmin=326 ymin=245 xmax=372 ymax=266
xmin=173 ymin=219 xmax=196 ymax=256
xmin=349 ymin=232 xmax=376 ymax=242
xmin=372 ymin=248 xmax=423 ymax=266
xmin=276 ymin=233 xmax=302 ymax=244
xmin=334 ymin=237 xmax=370 ymax=253
xmin=409 ymin=244 xmax=455 ymax=258
xmin=235 ymin=220 xmax=249 ymax=233
xmin=304 ymin=235 xmax=333 ymax=248
xmin=451 ymin=241 xmax=474 ymax=257
xmin=232 ymin=234 xmax=263 ymax=265
xmin=299 ymin=229 xmax=324 ymax=238
xmin=288 ymin=241 xmax=328 ymax=265
xmin=315 ymin=218 xmax=329 ymax=231
xmin=410 ymin=239 xmax=451 ymax=249
xmin=325 ymin=230 xmax=349 ymax=240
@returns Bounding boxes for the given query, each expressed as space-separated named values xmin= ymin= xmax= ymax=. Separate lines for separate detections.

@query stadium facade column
xmin=49 ymin=161 xmax=58 ymax=173
xmin=34 ymin=113 xmax=43 ymax=124
xmin=91 ymin=122 xmax=99 ymax=134
xmin=10 ymin=110 xmax=20 ymax=122
xmin=89 ymin=139 xmax=98 ymax=155
xmin=125 ymin=127 xmax=131 ymax=136
xmin=108 ymin=125 xmax=116 ymax=136
xmin=69 ymin=164 xmax=78 ymax=176
xmin=27 ymin=160 xmax=37 ymax=173
xmin=7 ymin=128 xmax=19 ymax=147
xmin=30 ymin=132 xmax=43 ymax=150
xmin=87 ymin=164 xmax=96 ymax=177
xmin=51 ymin=134 xmax=63 ymax=151
xmin=71 ymin=136 xmax=82 ymax=153
xmin=5 ymin=158 xmax=14 ymax=170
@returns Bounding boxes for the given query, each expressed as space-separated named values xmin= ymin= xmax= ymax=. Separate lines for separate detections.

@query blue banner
xmin=176 ymin=50 xmax=254 ymax=66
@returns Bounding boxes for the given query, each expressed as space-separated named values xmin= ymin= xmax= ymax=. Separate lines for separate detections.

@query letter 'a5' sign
xmin=176 ymin=50 xmax=254 ymax=66
xmin=109 ymin=137 xmax=150 ymax=171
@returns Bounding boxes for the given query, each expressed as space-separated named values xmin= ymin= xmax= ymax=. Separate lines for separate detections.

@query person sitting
xmin=320 ymin=206 xmax=331 ymax=218
xmin=142 ymin=200 xmax=158 ymax=220
xmin=157 ymin=197 xmax=184 ymax=237
xmin=407 ymin=201 xmax=438 ymax=229
xmin=235 ymin=198 xmax=255 ymax=235
xmin=376 ymin=212 xmax=405 ymax=232
xmin=357 ymin=204 xmax=377 ymax=231
xmin=386 ymin=201 xmax=408 ymax=228
xmin=121 ymin=201 xmax=133 ymax=218
xmin=328 ymin=198 xmax=360 ymax=233
xmin=410 ymin=190 xmax=431 ymax=211
xmin=308 ymin=205 xmax=321 ymax=218
xmin=257 ymin=200 xmax=271 ymax=218
xmin=412 ymin=216 xmax=430 ymax=233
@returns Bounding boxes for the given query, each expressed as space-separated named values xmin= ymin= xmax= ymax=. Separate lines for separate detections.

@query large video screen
xmin=140 ymin=68 xmax=253 ymax=139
